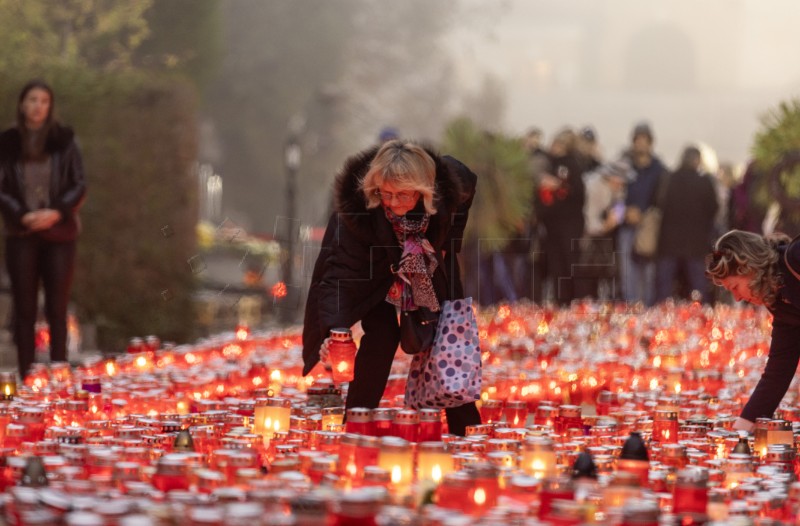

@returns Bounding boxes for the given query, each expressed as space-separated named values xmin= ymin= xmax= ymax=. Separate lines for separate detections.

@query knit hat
xmin=378 ymin=126 xmax=400 ymax=143
xmin=600 ymin=160 xmax=634 ymax=182
xmin=631 ymin=122 xmax=654 ymax=143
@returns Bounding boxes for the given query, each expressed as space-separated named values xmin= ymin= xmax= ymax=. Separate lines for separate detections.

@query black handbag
xmin=399 ymin=307 xmax=438 ymax=355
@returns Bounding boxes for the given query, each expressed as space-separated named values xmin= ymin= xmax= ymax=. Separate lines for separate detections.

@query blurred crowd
xmin=462 ymin=121 xmax=796 ymax=308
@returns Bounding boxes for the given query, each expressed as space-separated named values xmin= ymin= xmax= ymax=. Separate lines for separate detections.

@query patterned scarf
xmin=384 ymin=207 xmax=440 ymax=312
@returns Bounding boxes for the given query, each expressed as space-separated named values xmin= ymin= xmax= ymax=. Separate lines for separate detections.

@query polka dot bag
xmin=404 ymin=297 xmax=482 ymax=409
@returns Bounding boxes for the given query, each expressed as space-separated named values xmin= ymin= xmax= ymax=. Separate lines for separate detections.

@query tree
xmin=0 ymin=1 xmax=225 ymax=349
xmin=751 ymin=99 xmax=800 ymax=235
xmin=0 ymin=0 xmax=152 ymax=71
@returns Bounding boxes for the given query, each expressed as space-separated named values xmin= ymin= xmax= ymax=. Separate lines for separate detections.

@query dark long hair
xmin=16 ymin=79 xmax=56 ymax=130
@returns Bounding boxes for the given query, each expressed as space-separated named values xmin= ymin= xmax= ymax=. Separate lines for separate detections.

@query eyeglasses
xmin=375 ymin=189 xmax=418 ymax=204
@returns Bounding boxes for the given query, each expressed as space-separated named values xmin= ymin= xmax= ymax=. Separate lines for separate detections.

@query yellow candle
xmin=418 ymin=441 xmax=454 ymax=483
xmin=253 ymin=397 xmax=292 ymax=439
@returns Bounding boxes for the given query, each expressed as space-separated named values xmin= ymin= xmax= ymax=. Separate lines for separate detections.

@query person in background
xmin=655 ymin=146 xmax=719 ymax=303
xmin=618 ymin=122 xmax=667 ymax=306
xmin=535 ymin=128 xmax=587 ymax=305
xmin=706 ymin=230 xmax=800 ymax=431
xmin=577 ymin=125 xmax=602 ymax=173
xmin=0 ymin=79 xmax=87 ymax=379
xmin=575 ymin=160 xmax=632 ymax=300
xmin=523 ymin=127 xmax=549 ymax=302
xmin=302 ymin=140 xmax=481 ymax=435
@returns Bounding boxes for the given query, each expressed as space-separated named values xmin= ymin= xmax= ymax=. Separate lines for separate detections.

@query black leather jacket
xmin=0 ymin=125 xmax=87 ymax=239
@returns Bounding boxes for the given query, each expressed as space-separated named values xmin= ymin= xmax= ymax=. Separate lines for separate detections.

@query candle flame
xmin=136 ymin=355 xmax=148 ymax=368
xmin=537 ymin=320 xmax=549 ymax=335
xmin=716 ymin=443 xmax=725 ymax=459
xmin=649 ymin=378 xmax=658 ymax=390
xmin=236 ymin=327 xmax=249 ymax=340
xmin=252 ymin=376 xmax=263 ymax=386
xmin=105 ymin=361 xmax=117 ymax=376
xmin=391 ymin=465 xmax=402 ymax=484
xmin=3 ymin=385 xmax=10 ymax=396
xmin=663 ymin=430 xmax=670 ymax=440
xmin=347 ymin=462 xmax=357 ymax=477
xmin=473 ymin=487 xmax=487 ymax=505
xmin=513 ymin=414 xmax=520 ymax=426
xmin=532 ymin=459 xmax=546 ymax=478
xmin=431 ymin=464 xmax=442 ymax=483
xmin=674 ymin=382 xmax=682 ymax=394
xmin=336 ymin=361 xmax=349 ymax=374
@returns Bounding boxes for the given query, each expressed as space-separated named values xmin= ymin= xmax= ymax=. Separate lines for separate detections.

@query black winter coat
xmin=0 ymin=125 xmax=87 ymax=240
xmin=656 ymin=167 xmax=718 ymax=258
xmin=301 ymin=145 xmax=477 ymax=375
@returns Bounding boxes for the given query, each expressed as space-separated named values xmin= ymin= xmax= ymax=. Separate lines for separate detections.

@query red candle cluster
xmin=0 ymin=302 xmax=798 ymax=524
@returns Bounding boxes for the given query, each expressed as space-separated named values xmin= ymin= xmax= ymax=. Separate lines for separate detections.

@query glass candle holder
xmin=417 ymin=441 xmax=454 ymax=484
xmin=377 ymin=437 xmax=413 ymax=491
xmin=0 ymin=372 xmax=17 ymax=401
xmin=321 ymin=407 xmax=344 ymax=431
xmin=520 ymin=435 xmax=557 ymax=479
xmin=504 ymin=400 xmax=528 ymax=428
xmin=253 ymin=397 xmax=291 ymax=439
xmin=465 ymin=462 xmax=500 ymax=516
xmin=479 ymin=399 xmax=504 ymax=424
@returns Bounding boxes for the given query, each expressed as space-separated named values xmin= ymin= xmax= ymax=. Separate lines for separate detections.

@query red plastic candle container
xmin=328 ymin=328 xmax=358 ymax=384
xmin=479 ymin=399 xmax=504 ymax=424
xmin=345 ymin=408 xmax=374 ymax=436
xmin=556 ymin=405 xmax=582 ymax=435
xmin=672 ymin=468 xmax=709 ymax=515
xmin=418 ymin=409 xmax=443 ymax=442
xmin=390 ymin=409 xmax=419 ymax=443
xmin=371 ymin=408 xmax=396 ymax=438
xmin=653 ymin=409 xmax=679 ymax=444
xmin=504 ymin=400 xmax=528 ymax=428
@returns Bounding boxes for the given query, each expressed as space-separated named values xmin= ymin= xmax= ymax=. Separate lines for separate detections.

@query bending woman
xmin=302 ymin=140 xmax=481 ymax=435
xmin=706 ymin=229 xmax=800 ymax=431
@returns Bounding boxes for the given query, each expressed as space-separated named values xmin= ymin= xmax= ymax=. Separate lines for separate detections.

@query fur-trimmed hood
xmin=0 ymin=124 xmax=76 ymax=161
xmin=332 ymin=143 xmax=465 ymax=250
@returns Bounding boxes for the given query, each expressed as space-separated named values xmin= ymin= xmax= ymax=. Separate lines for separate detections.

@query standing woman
xmin=706 ymin=229 xmax=800 ymax=431
xmin=0 ymin=80 xmax=87 ymax=379
xmin=302 ymin=140 xmax=481 ymax=435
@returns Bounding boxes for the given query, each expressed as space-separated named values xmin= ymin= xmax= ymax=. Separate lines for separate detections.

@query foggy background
xmin=202 ymin=0 xmax=800 ymax=236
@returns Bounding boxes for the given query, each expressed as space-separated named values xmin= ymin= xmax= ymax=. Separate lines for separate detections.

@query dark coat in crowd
xmin=657 ymin=166 xmax=719 ymax=258
xmin=0 ymin=125 xmax=86 ymax=240
xmin=301 ymin=145 xmax=477 ymax=376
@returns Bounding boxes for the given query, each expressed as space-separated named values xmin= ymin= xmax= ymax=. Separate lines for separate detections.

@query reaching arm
xmin=740 ymin=320 xmax=800 ymax=422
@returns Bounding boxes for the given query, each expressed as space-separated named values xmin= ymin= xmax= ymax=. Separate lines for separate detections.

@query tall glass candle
xmin=253 ymin=397 xmax=291 ymax=439
xmin=417 ymin=441 xmax=454 ymax=484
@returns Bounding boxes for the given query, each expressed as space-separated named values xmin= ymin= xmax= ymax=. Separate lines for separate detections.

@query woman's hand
xmin=22 ymin=209 xmax=61 ymax=231
xmin=319 ymin=337 xmax=332 ymax=365
xmin=732 ymin=417 xmax=754 ymax=433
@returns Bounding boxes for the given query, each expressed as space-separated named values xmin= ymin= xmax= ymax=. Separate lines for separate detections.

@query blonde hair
xmin=706 ymin=229 xmax=790 ymax=306
xmin=361 ymin=140 xmax=437 ymax=214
